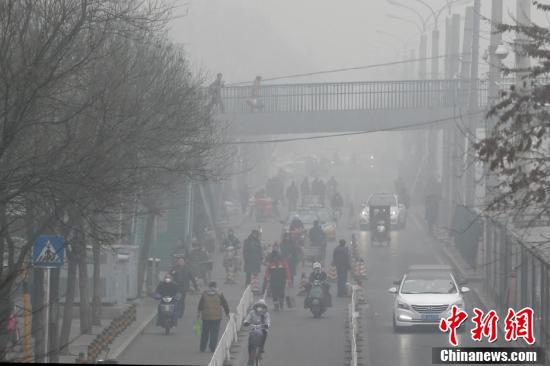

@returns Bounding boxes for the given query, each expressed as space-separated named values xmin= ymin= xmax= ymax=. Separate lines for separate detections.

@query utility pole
xmin=448 ymin=13 xmax=461 ymax=216
xmin=488 ymin=0 xmax=503 ymax=104
xmin=485 ymin=0 xmax=503 ymax=206
xmin=419 ymin=34 xmax=427 ymax=79
xmin=455 ymin=6 xmax=474 ymax=207
xmin=465 ymin=0 xmax=481 ymax=208
xmin=441 ymin=16 xmax=452 ymax=223
xmin=431 ymin=28 xmax=440 ymax=80
xmin=410 ymin=49 xmax=416 ymax=79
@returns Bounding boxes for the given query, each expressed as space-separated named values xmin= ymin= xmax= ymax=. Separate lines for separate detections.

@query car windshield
xmin=400 ymin=274 xmax=457 ymax=294
xmin=368 ymin=194 xmax=397 ymax=206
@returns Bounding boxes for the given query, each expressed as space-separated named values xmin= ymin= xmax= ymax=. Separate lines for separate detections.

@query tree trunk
xmin=48 ymin=268 xmax=60 ymax=363
xmin=77 ymin=239 xmax=91 ymax=334
xmin=91 ymin=240 xmax=101 ymax=326
xmin=136 ymin=209 xmax=155 ymax=298
xmin=59 ymin=251 xmax=77 ymax=355
xmin=0 ymin=202 xmax=5 ymax=279
xmin=32 ymin=269 xmax=45 ymax=362
xmin=0 ymin=275 xmax=12 ymax=361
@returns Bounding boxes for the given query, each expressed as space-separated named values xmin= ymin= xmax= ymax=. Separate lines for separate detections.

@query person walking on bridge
xmin=247 ymin=76 xmax=264 ymax=111
xmin=208 ymin=73 xmax=224 ymax=113
xmin=286 ymin=181 xmax=299 ymax=212
xmin=243 ymin=230 xmax=263 ymax=286
xmin=197 ymin=281 xmax=230 ymax=353
xmin=301 ymin=177 xmax=310 ymax=206
xmin=332 ymin=239 xmax=351 ymax=297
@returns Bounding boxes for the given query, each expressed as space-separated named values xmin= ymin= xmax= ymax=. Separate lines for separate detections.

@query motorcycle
xmin=158 ymin=295 xmax=178 ymax=335
xmin=307 ymin=280 xmax=326 ymax=318
xmin=245 ymin=323 xmax=266 ymax=366
xmin=369 ymin=206 xmax=391 ymax=246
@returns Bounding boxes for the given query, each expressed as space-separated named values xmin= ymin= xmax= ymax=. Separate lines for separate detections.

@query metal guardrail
xmin=221 ymin=79 xmax=488 ymax=113
xmin=348 ymin=285 xmax=359 ymax=366
xmin=208 ymin=285 xmax=254 ymax=366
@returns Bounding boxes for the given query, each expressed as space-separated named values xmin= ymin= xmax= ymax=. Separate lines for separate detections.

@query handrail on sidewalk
xmin=348 ymin=285 xmax=359 ymax=366
xmin=208 ymin=285 xmax=254 ymax=366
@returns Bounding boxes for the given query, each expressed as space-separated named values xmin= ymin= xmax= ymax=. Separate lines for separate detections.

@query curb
xmin=109 ymin=308 xmax=157 ymax=360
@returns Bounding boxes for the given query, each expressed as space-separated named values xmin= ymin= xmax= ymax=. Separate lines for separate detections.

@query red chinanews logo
xmin=439 ymin=306 xmax=535 ymax=346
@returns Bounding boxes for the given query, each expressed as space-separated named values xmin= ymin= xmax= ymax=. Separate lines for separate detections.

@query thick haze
xmin=167 ymin=0 xmax=548 ymax=85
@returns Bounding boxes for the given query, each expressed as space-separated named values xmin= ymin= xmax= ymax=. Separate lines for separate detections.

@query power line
xmin=221 ymin=110 xmax=485 ymax=145
xmin=226 ymin=52 xmax=472 ymax=86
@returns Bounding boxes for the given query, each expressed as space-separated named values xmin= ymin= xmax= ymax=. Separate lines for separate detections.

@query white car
xmin=359 ymin=193 xmax=407 ymax=230
xmin=388 ymin=265 xmax=470 ymax=331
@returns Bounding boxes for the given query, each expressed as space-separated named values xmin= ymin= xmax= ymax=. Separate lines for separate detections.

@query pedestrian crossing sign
xmin=33 ymin=236 xmax=64 ymax=268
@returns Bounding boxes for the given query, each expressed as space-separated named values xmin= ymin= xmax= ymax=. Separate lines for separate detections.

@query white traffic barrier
xmin=209 ymin=285 xmax=254 ymax=366
xmin=348 ymin=285 xmax=359 ymax=366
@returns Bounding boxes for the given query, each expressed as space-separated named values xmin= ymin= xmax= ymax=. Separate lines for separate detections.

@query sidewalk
xmin=57 ymin=298 xmax=158 ymax=363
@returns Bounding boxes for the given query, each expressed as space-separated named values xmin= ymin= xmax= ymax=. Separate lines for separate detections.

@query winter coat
xmin=332 ymin=245 xmax=351 ymax=270
xmin=155 ymin=281 xmax=178 ymax=297
xmin=244 ymin=309 xmax=271 ymax=329
xmin=264 ymin=259 xmax=291 ymax=285
xmin=309 ymin=226 xmax=326 ymax=246
xmin=309 ymin=270 xmax=328 ymax=283
xmin=223 ymin=234 xmax=240 ymax=249
xmin=243 ymin=236 xmax=263 ymax=273
xmin=198 ymin=289 xmax=229 ymax=321
xmin=170 ymin=265 xmax=198 ymax=293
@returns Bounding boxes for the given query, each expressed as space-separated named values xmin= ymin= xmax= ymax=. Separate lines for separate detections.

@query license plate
xmin=421 ymin=314 xmax=440 ymax=321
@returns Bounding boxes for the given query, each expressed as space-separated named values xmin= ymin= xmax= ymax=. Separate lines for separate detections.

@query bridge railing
xmin=221 ymin=79 xmax=488 ymax=113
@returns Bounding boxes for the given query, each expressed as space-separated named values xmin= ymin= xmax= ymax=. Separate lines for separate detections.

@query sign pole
xmin=44 ymin=268 xmax=50 ymax=363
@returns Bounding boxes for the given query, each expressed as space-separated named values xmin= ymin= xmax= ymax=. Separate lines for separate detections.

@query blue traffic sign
xmin=33 ymin=236 xmax=64 ymax=268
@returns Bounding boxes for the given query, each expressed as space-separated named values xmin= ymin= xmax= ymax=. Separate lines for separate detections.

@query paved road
xmin=360 ymin=211 xmax=507 ymax=366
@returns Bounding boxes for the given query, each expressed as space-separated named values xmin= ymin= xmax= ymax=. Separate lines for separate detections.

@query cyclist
xmin=243 ymin=299 xmax=271 ymax=362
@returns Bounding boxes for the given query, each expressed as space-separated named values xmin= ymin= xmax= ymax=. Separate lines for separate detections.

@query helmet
xmin=253 ymin=299 xmax=267 ymax=312
xmin=313 ymin=262 xmax=322 ymax=270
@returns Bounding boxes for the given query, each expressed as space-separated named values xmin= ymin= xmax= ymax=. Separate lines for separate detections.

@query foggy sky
xmin=168 ymin=0 xmax=547 ymax=85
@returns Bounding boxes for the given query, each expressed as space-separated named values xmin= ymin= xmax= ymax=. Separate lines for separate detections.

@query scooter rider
xmin=222 ymin=228 xmax=241 ymax=250
xmin=155 ymin=274 xmax=179 ymax=325
xmin=170 ymin=257 xmax=199 ymax=319
xmin=243 ymin=299 xmax=271 ymax=355
xmin=304 ymin=262 xmax=332 ymax=308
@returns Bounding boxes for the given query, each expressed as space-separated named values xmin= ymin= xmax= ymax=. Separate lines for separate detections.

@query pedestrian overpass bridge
xmin=220 ymin=79 xmax=489 ymax=135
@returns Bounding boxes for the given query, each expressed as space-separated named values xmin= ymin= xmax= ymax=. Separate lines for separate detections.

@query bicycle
xmin=244 ymin=323 xmax=266 ymax=366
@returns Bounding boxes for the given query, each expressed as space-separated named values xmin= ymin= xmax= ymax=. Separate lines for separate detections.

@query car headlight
xmin=397 ymin=300 xmax=410 ymax=310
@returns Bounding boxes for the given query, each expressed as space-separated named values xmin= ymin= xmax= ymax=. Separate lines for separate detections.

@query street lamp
xmin=386 ymin=0 xmax=429 ymax=79
xmin=413 ymin=0 xmax=474 ymax=79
